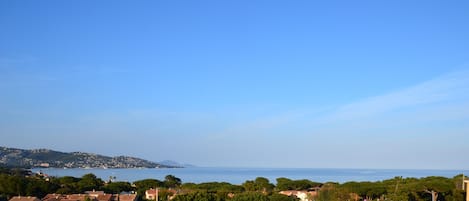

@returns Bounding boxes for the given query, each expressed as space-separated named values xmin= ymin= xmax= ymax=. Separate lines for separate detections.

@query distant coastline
xmin=0 ymin=146 xmax=182 ymax=169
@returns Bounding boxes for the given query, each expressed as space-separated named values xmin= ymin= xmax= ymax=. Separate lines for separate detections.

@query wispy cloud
xmin=209 ymin=68 xmax=469 ymax=140
xmin=317 ymin=69 xmax=469 ymax=124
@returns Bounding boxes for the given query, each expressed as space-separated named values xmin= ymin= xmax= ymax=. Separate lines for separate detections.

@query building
xmin=118 ymin=194 xmax=137 ymax=201
xmin=41 ymin=192 xmax=137 ymax=201
xmin=9 ymin=196 xmax=41 ymax=201
xmin=96 ymin=194 xmax=113 ymax=201
xmin=464 ymin=179 xmax=469 ymax=201
xmin=279 ymin=190 xmax=318 ymax=201
xmin=145 ymin=189 xmax=158 ymax=200
xmin=66 ymin=194 xmax=91 ymax=201
xmin=42 ymin=194 xmax=66 ymax=201
xmin=85 ymin=191 xmax=105 ymax=197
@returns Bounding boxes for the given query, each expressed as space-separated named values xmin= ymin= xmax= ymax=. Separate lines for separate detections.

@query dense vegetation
xmin=0 ymin=167 xmax=467 ymax=201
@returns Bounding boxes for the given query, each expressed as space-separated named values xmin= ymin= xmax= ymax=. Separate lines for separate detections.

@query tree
xmin=134 ymin=179 xmax=165 ymax=189
xmin=133 ymin=179 xmax=164 ymax=201
xmin=269 ymin=193 xmax=299 ymax=201
xmin=316 ymin=183 xmax=353 ymax=201
xmin=341 ymin=181 xmax=386 ymax=200
xmin=158 ymin=189 xmax=175 ymax=201
xmin=103 ymin=181 xmax=133 ymax=194
xmin=55 ymin=176 xmax=80 ymax=194
xmin=231 ymin=192 xmax=269 ymax=201
xmin=77 ymin=174 xmax=104 ymax=192
xmin=242 ymin=177 xmax=274 ymax=193
xmin=417 ymin=176 xmax=454 ymax=201
xmin=254 ymin=177 xmax=275 ymax=193
xmin=276 ymin=178 xmax=321 ymax=191
xmin=172 ymin=191 xmax=218 ymax=201
xmin=181 ymin=182 xmax=244 ymax=193
xmin=276 ymin=178 xmax=293 ymax=191
xmin=164 ymin=175 xmax=181 ymax=188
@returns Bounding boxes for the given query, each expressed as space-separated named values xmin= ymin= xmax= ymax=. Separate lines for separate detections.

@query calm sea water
xmin=32 ymin=167 xmax=468 ymax=184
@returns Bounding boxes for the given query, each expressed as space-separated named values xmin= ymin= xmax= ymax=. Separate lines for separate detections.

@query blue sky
xmin=1 ymin=0 xmax=469 ymax=169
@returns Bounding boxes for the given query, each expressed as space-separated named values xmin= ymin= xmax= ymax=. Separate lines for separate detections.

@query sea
xmin=31 ymin=167 xmax=468 ymax=184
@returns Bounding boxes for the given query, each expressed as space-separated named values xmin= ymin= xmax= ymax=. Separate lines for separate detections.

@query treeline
xmin=170 ymin=176 xmax=467 ymax=201
xmin=0 ymin=168 xmax=183 ymax=201
xmin=0 ymin=167 xmax=467 ymax=201
xmin=317 ymin=175 xmax=466 ymax=201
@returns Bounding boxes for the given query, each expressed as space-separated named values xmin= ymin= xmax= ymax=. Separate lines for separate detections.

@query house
xmin=42 ymin=194 xmax=94 ymax=201
xmin=119 ymin=194 xmax=137 ymax=201
xmin=9 ymin=196 xmax=41 ymax=201
xmin=96 ymin=194 xmax=113 ymax=201
xmin=279 ymin=190 xmax=318 ymax=201
xmin=42 ymin=194 xmax=65 ymax=201
xmin=145 ymin=189 xmax=158 ymax=200
xmin=66 ymin=194 xmax=93 ymax=201
xmin=464 ymin=179 xmax=469 ymax=201
xmin=85 ymin=191 xmax=105 ymax=198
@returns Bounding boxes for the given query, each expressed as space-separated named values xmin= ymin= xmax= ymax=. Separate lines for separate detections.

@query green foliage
xmin=242 ymin=177 xmax=274 ymax=193
xmin=341 ymin=181 xmax=386 ymax=200
xmin=172 ymin=191 xmax=218 ymax=201
xmin=103 ymin=181 xmax=133 ymax=194
xmin=276 ymin=178 xmax=322 ymax=191
xmin=25 ymin=178 xmax=59 ymax=198
xmin=0 ymin=172 xmax=59 ymax=198
xmin=181 ymin=182 xmax=244 ymax=193
xmin=164 ymin=175 xmax=182 ymax=188
xmin=133 ymin=178 xmax=164 ymax=200
xmin=268 ymin=194 xmax=299 ymax=201
xmin=55 ymin=176 xmax=80 ymax=194
xmin=231 ymin=192 xmax=269 ymax=201
xmin=158 ymin=189 xmax=175 ymax=201
xmin=0 ymin=166 xmax=466 ymax=201
xmin=76 ymin=173 xmax=104 ymax=192
xmin=156 ymin=191 xmax=298 ymax=201
xmin=0 ymin=168 xmax=32 ymax=177
xmin=418 ymin=176 xmax=454 ymax=192
xmin=315 ymin=183 xmax=354 ymax=201
xmin=0 ymin=173 xmax=27 ymax=196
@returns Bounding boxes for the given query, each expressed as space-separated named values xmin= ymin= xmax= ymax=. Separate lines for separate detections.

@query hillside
xmin=0 ymin=147 xmax=180 ymax=168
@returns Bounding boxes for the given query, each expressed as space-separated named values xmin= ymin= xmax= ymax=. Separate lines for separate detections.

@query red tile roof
xmin=10 ymin=196 xmax=40 ymax=201
xmin=118 ymin=194 xmax=137 ymax=201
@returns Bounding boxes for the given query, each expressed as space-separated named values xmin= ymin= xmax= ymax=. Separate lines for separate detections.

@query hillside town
xmin=0 ymin=147 xmax=178 ymax=169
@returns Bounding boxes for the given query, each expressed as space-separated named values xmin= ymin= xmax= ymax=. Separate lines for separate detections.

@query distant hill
xmin=158 ymin=160 xmax=195 ymax=168
xmin=0 ymin=146 xmax=181 ymax=169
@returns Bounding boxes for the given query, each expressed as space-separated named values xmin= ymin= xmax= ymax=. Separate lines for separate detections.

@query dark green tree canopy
xmin=242 ymin=177 xmax=274 ymax=193
xmin=164 ymin=175 xmax=182 ymax=188
xmin=276 ymin=177 xmax=321 ymax=191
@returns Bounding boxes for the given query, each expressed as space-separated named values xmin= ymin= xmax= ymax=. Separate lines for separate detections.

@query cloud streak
xmin=317 ymin=69 xmax=469 ymax=124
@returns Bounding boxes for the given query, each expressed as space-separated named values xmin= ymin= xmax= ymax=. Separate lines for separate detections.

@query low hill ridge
xmin=0 ymin=146 xmax=180 ymax=169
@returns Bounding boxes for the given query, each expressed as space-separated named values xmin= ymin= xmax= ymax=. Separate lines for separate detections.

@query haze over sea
xmin=33 ymin=168 xmax=468 ymax=184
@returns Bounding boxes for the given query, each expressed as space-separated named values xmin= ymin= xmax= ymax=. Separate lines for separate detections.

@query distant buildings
xmin=145 ymin=189 xmax=158 ymax=200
